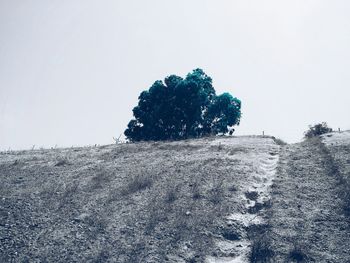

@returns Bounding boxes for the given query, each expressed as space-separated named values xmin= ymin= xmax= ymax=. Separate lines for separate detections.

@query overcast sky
xmin=1 ymin=0 xmax=349 ymax=150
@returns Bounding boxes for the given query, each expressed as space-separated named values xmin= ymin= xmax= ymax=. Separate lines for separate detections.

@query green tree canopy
xmin=124 ymin=69 xmax=241 ymax=141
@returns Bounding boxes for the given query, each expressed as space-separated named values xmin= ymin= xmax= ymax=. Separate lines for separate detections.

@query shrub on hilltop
xmin=304 ymin=122 xmax=332 ymax=139
xmin=124 ymin=69 xmax=241 ymax=141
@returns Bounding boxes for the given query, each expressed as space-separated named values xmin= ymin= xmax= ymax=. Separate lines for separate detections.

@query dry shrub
xmin=247 ymin=224 xmax=274 ymax=263
xmin=288 ymin=243 xmax=309 ymax=262
xmin=304 ymin=122 xmax=332 ymax=139
xmin=272 ymin=137 xmax=287 ymax=146
xmin=208 ymin=182 xmax=224 ymax=204
xmin=54 ymin=158 xmax=69 ymax=167
xmin=249 ymin=237 xmax=274 ymax=263
xmin=164 ymin=185 xmax=179 ymax=203
xmin=121 ymin=174 xmax=153 ymax=195
xmin=191 ymin=182 xmax=202 ymax=200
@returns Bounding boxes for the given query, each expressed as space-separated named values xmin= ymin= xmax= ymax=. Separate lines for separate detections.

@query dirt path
xmin=206 ymin=138 xmax=280 ymax=263
xmin=268 ymin=139 xmax=350 ymax=262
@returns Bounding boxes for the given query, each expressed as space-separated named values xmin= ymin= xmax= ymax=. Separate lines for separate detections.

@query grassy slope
xmin=0 ymin=136 xmax=279 ymax=263
xmin=2 ymin=133 xmax=348 ymax=263
xmin=322 ymin=131 xmax=350 ymax=216
xmin=266 ymin=133 xmax=350 ymax=262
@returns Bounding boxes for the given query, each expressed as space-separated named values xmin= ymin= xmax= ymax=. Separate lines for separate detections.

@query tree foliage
xmin=125 ymin=69 xmax=241 ymax=141
xmin=304 ymin=122 xmax=333 ymax=139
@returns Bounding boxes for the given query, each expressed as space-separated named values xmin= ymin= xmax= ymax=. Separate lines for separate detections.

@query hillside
xmin=267 ymin=133 xmax=350 ymax=262
xmin=0 ymin=133 xmax=349 ymax=262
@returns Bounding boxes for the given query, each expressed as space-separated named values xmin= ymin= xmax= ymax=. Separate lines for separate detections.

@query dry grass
xmin=272 ymin=137 xmax=287 ymax=146
xmin=288 ymin=243 xmax=309 ymax=262
xmin=121 ymin=174 xmax=153 ymax=195
xmin=164 ymin=185 xmax=179 ymax=203
xmin=208 ymin=181 xmax=224 ymax=204
xmin=245 ymin=191 xmax=259 ymax=201
xmin=313 ymin=137 xmax=350 ymax=216
xmin=191 ymin=181 xmax=202 ymax=200
xmin=54 ymin=158 xmax=69 ymax=166
xmin=58 ymin=181 xmax=79 ymax=210
xmin=90 ymin=171 xmax=113 ymax=190
xmin=247 ymin=224 xmax=274 ymax=263
xmin=0 ymin=136 xmax=282 ymax=262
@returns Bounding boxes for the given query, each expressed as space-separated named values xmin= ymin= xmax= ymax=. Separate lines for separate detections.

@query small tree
xmin=124 ymin=69 xmax=241 ymax=141
xmin=304 ymin=122 xmax=332 ymax=139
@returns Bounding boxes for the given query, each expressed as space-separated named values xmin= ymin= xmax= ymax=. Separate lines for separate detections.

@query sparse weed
xmin=208 ymin=182 xmax=224 ymax=204
xmin=220 ymin=226 xmax=240 ymax=241
xmin=106 ymin=191 xmax=119 ymax=204
xmin=128 ymin=241 xmax=146 ymax=262
xmin=342 ymin=183 xmax=350 ymax=216
xmin=314 ymin=138 xmax=350 ymax=216
xmin=247 ymin=224 xmax=274 ymax=263
xmin=228 ymin=146 xmax=248 ymax=156
xmin=228 ymin=184 xmax=238 ymax=192
xmin=191 ymin=182 xmax=202 ymax=199
xmin=82 ymin=215 xmax=108 ymax=238
xmin=288 ymin=243 xmax=308 ymax=262
xmin=94 ymin=249 xmax=109 ymax=262
xmin=164 ymin=186 xmax=179 ymax=203
xmin=57 ymin=182 xmax=79 ymax=210
xmin=121 ymin=174 xmax=153 ymax=195
xmin=272 ymin=137 xmax=287 ymax=146
xmin=245 ymin=191 xmax=259 ymax=201
xmin=248 ymin=202 xmax=264 ymax=214
xmin=54 ymin=158 xmax=69 ymax=167
xmin=217 ymin=143 xmax=223 ymax=151
xmin=249 ymin=237 xmax=274 ymax=263
xmin=144 ymin=197 xmax=168 ymax=234
xmin=90 ymin=172 xmax=112 ymax=190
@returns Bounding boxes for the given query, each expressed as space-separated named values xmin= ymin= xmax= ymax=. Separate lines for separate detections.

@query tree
xmin=304 ymin=122 xmax=332 ymax=139
xmin=124 ymin=69 xmax=241 ymax=141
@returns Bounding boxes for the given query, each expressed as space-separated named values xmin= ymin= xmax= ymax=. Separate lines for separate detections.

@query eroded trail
xmin=206 ymin=139 xmax=280 ymax=263
xmin=269 ymin=139 xmax=350 ymax=262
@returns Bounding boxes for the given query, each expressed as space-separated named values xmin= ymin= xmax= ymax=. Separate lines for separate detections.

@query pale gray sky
xmin=1 ymin=0 xmax=350 ymax=150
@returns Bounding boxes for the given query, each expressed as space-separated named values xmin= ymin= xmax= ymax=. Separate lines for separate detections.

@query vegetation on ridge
xmin=124 ymin=69 xmax=241 ymax=141
xmin=304 ymin=122 xmax=332 ymax=139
